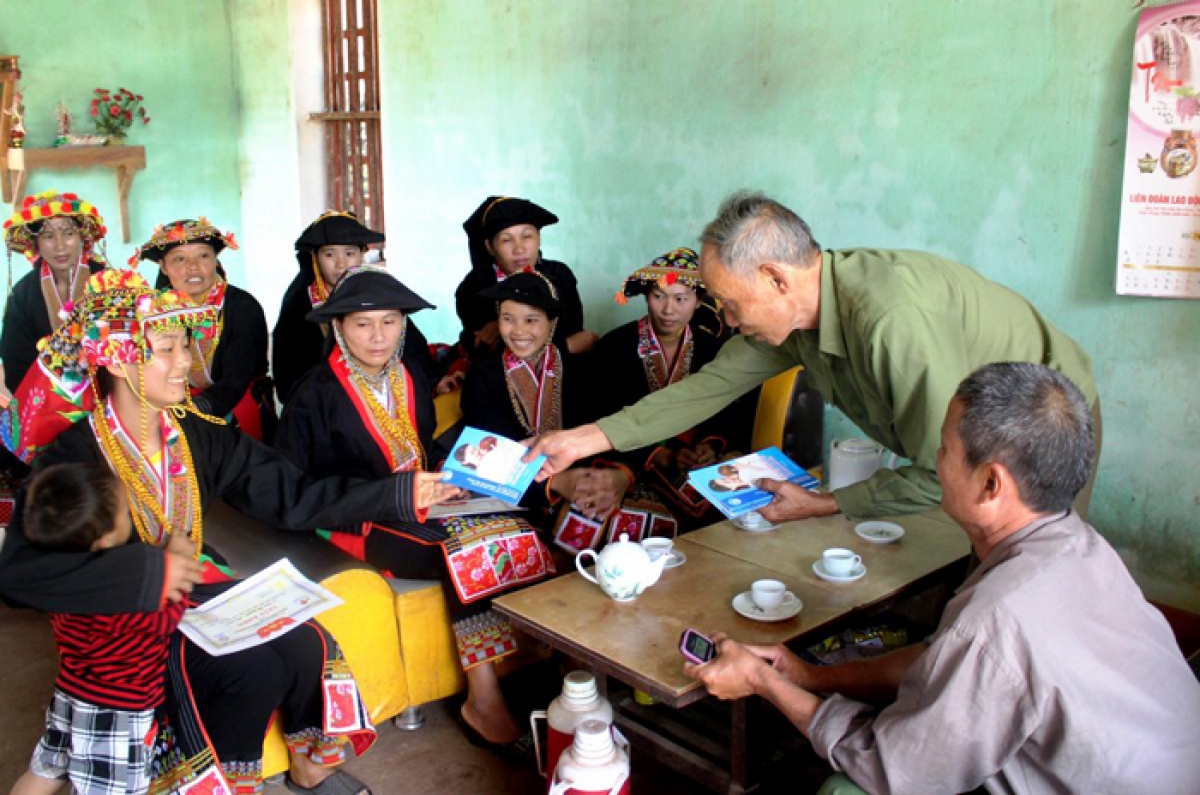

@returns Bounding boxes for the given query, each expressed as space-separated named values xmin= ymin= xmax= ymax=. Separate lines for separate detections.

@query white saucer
xmin=732 ymin=511 xmax=779 ymax=532
xmin=855 ymin=521 xmax=905 ymax=544
xmin=732 ymin=590 xmax=803 ymax=622
xmin=812 ymin=559 xmax=866 ymax=583
xmin=662 ymin=550 xmax=687 ymax=569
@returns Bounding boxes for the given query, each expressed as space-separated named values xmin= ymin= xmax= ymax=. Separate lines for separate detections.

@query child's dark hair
xmin=24 ymin=464 xmax=123 ymax=551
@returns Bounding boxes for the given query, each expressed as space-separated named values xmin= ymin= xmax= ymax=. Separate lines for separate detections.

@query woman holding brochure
xmin=588 ymin=247 xmax=755 ymax=530
xmin=0 ymin=270 xmax=460 ymax=795
xmin=460 ymin=270 xmax=679 ymax=554
xmin=274 ymin=265 xmax=551 ymax=760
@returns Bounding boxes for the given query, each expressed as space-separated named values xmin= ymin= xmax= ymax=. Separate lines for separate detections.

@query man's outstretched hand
xmin=522 ymin=424 xmax=614 ymax=482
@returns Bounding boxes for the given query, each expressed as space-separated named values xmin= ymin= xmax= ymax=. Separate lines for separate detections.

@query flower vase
xmin=105 ymin=135 xmax=126 ymax=147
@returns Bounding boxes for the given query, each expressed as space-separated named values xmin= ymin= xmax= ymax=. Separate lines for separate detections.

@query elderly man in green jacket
xmin=529 ymin=191 xmax=1098 ymax=521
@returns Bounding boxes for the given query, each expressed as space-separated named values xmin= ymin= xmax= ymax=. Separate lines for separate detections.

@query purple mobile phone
xmin=679 ymin=629 xmax=717 ymax=665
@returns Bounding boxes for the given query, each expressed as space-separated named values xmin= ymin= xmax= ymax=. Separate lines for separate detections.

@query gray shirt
xmin=808 ymin=511 xmax=1200 ymax=794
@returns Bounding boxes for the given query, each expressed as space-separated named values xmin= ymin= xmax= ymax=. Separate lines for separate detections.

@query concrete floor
xmin=0 ymin=605 xmax=831 ymax=794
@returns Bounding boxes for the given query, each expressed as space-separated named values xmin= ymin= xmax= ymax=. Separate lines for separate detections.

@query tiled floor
xmin=0 ymin=605 xmax=832 ymax=794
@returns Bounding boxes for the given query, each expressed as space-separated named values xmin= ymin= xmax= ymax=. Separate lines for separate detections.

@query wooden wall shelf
xmin=2 ymin=146 xmax=146 ymax=243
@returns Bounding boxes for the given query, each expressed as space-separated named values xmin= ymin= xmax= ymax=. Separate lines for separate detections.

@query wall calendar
xmin=1117 ymin=0 xmax=1200 ymax=299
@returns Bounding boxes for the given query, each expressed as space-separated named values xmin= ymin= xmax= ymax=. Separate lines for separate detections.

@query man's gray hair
xmin=699 ymin=191 xmax=821 ymax=276
xmin=954 ymin=363 xmax=1094 ymax=514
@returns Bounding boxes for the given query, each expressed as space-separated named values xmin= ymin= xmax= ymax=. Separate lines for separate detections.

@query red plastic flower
xmin=109 ymin=105 xmax=120 ymax=118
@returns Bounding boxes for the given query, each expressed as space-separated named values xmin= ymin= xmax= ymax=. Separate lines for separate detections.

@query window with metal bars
xmin=314 ymin=0 xmax=384 ymax=232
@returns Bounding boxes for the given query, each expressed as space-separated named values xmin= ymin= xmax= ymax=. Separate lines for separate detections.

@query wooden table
xmin=494 ymin=511 xmax=970 ymax=793
xmin=684 ymin=510 xmax=969 ymax=628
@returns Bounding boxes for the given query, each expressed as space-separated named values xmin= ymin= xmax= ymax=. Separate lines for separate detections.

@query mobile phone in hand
xmin=679 ymin=629 xmax=717 ymax=665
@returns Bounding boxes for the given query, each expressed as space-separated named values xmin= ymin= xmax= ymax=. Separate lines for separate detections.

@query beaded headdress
xmin=128 ymin=217 xmax=238 ymax=266
xmin=2 ymin=190 xmax=108 ymax=263
xmin=39 ymin=269 xmax=220 ymax=383
xmin=614 ymin=247 xmax=705 ymax=305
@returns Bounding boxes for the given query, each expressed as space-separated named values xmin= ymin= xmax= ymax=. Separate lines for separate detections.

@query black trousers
xmin=183 ymin=622 xmax=325 ymax=763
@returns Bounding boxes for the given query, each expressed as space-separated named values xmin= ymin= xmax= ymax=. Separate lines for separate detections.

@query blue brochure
xmin=686 ymin=447 xmax=820 ymax=519
xmin=442 ymin=426 xmax=546 ymax=504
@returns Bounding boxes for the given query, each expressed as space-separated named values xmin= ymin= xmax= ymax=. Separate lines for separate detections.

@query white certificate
xmin=179 ymin=559 xmax=344 ymax=657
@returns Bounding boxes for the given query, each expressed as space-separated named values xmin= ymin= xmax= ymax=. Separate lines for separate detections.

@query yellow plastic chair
xmin=751 ymin=365 xmax=824 ymax=477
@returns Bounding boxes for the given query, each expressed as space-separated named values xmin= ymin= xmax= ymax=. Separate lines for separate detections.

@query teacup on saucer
xmin=812 ymin=558 xmax=867 ymax=583
xmin=732 ymin=590 xmax=802 ymax=622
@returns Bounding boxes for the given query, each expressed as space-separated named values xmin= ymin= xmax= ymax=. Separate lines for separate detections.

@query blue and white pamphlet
xmin=442 ymin=426 xmax=546 ymax=504
xmin=686 ymin=447 xmax=820 ymax=519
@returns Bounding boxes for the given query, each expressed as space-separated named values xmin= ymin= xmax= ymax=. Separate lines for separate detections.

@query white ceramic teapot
xmin=828 ymin=438 xmax=899 ymax=491
xmin=576 ymin=534 xmax=668 ymax=602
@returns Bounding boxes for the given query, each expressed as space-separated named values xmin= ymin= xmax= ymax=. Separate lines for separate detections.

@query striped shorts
xmin=29 ymin=689 xmax=155 ymax=795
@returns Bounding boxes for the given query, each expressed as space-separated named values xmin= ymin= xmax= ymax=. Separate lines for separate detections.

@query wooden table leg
xmin=593 ymin=667 xmax=609 ymax=700
xmin=729 ymin=697 xmax=749 ymax=795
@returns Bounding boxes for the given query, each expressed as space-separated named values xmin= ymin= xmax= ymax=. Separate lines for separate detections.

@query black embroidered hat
xmin=478 ymin=270 xmax=562 ymax=318
xmin=306 ymin=265 xmax=434 ymax=323
xmin=295 ymin=210 xmax=385 ymax=251
xmin=464 ymin=196 xmax=559 ymax=242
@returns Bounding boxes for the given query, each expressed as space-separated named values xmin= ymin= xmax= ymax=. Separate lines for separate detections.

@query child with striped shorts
xmin=9 ymin=464 xmax=191 ymax=795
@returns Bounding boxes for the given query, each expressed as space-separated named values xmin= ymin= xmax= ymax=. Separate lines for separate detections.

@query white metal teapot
xmin=576 ymin=533 xmax=668 ymax=602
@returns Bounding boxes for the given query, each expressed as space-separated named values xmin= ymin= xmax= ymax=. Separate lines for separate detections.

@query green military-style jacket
xmin=596 ymin=248 xmax=1096 ymax=518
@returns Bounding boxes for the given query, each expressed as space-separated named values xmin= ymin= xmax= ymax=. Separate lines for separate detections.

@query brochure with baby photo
xmin=442 ymin=426 xmax=546 ymax=504
xmin=686 ymin=447 xmax=820 ymax=519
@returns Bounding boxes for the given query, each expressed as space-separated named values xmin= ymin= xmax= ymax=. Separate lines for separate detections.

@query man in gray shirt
xmin=685 ymin=362 xmax=1200 ymax=793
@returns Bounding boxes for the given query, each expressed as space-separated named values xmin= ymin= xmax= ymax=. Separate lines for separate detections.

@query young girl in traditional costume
xmin=272 ymin=211 xmax=444 ymax=405
xmin=454 ymin=196 xmax=597 ymax=361
xmin=274 ymin=265 xmax=552 ymax=761
xmin=589 ymin=247 xmax=753 ymax=530
xmin=0 ymin=269 xmax=458 ymax=795
xmin=11 ymin=463 xmax=188 ymax=795
xmin=141 ymin=218 xmax=276 ymax=441
xmin=461 ymin=270 xmax=676 ymax=555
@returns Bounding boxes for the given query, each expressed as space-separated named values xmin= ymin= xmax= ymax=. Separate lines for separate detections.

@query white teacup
xmin=750 ymin=579 xmax=794 ymax=611
xmin=641 ymin=537 xmax=674 ymax=562
xmin=822 ymin=548 xmax=862 ymax=576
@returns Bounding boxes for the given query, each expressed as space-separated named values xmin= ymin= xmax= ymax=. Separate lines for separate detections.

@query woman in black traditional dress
xmin=275 ymin=265 xmax=552 ymax=757
xmin=590 ymin=247 xmax=753 ymax=530
xmin=141 ymin=218 xmax=276 ymax=441
xmin=461 ymin=271 xmax=676 ymax=555
xmin=0 ymin=269 xmax=459 ymax=795
xmin=454 ymin=196 xmax=597 ymax=361
xmin=272 ymin=211 xmax=443 ymax=405
xmin=0 ymin=190 xmax=108 ymax=397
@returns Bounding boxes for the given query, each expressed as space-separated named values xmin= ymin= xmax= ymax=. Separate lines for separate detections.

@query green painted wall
xmin=1 ymin=2 xmax=1196 ymax=579
xmin=0 ymin=0 xmax=246 ymax=285
xmin=377 ymin=1 xmax=1199 ymax=576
